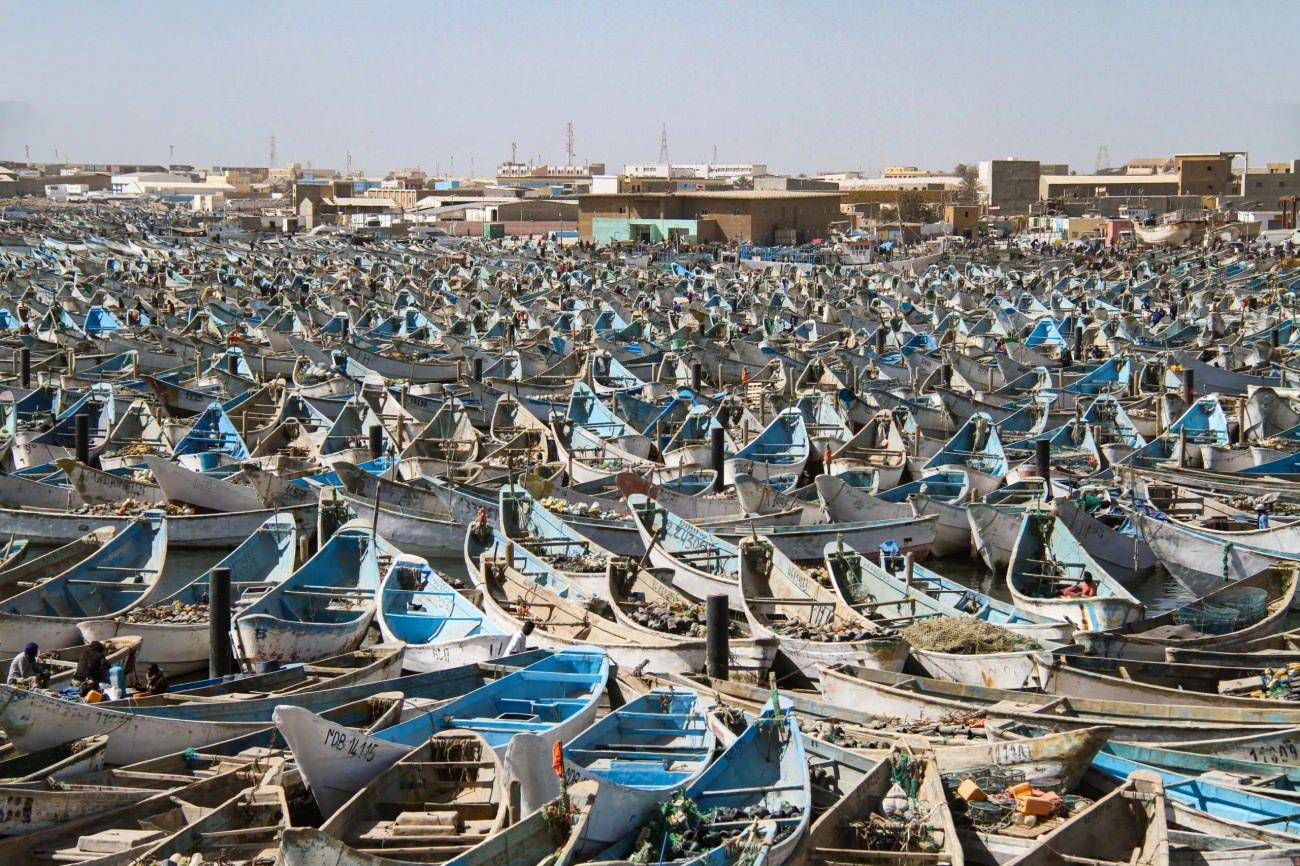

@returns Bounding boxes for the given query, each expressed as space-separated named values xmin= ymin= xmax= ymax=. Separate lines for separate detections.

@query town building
xmin=622 ymin=163 xmax=766 ymax=181
xmin=578 ymin=190 xmax=843 ymax=245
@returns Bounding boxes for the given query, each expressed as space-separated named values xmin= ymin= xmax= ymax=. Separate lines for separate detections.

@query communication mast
xmin=1096 ymin=145 xmax=1111 ymax=173
xmin=268 ymin=133 xmax=277 ymax=168
xmin=659 ymin=123 xmax=669 ymax=166
xmin=565 ymin=122 xmax=575 ymax=167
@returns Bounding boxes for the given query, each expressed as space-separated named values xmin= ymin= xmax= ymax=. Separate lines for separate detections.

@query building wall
xmin=1040 ymin=176 xmax=1180 ymax=200
xmin=1175 ymin=154 xmax=1234 ymax=196
xmin=945 ymin=204 xmax=980 ymax=239
xmin=1244 ymin=171 xmax=1300 ymax=205
xmin=979 ymin=159 xmax=1040 ymax=215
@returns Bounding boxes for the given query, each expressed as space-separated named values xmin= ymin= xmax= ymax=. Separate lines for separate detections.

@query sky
xmin=1 ymin=0 xmax=1297 ymax=177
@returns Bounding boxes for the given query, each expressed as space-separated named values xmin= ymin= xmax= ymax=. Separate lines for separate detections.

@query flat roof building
xmin=578 ymin=190 xmax=843 ymax=246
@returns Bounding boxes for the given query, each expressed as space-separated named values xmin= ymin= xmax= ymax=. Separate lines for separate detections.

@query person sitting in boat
xmin=506 ymin=620 xmax=535 ymax=656
xmin=75 ymin=640 xmax=111 ymax=686
xmin=1061 ymin=572 xmax=1097 ymax=598
xmin=7 ymin=642 xmax=49 ymax=687
xmin=144 ymin=663 xmax=170 ymax=695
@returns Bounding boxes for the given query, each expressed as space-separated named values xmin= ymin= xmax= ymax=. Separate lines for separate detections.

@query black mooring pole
xmin=706 ymin=594 xmax=730 ymax=682
xmin=209 ymin=566 xmax=234 ymax=678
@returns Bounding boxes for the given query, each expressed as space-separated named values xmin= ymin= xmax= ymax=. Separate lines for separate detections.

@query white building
xmin=111 ymin=172 xmax=235 ymax=197
xmin=622 ymin=163 xmax=767 ymax=180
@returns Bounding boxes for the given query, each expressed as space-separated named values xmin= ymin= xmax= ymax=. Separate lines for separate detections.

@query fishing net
xmin=1173 ymin=601 xmax=1242 ymax=635
xmin=1218 ymin=586 xmax=1270 ymax=626
xmin=901 ymin=616 xmax=1040 ymax=654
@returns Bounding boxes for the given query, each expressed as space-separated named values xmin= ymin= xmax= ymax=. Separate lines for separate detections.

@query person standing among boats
xmin=505 ymin=620 xmax=535 ymax=656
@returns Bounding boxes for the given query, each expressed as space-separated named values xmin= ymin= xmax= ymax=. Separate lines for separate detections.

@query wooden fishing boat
xmin=0 ymin=538 xmax=28 ymax=572
xmin=977 ymin=771 xmax=1170 ymax=866
xmin=563 ymin=688 xmax=717 ymax=855
xmin=0 ymin=780 xmax=161 ymax=836
xmin=1075 ymin=566 xmax=1298 ymax=662
xmin=627 ymin=491 xmax=742 ymax=607
xmin=605 ymin=555 xmax=778 ymax=683
xmin=274 ymin=646 xmax=609 ymax=814
xmin=823 ymin=541 xmax=1059 ymax=688
xmin=0 ymin=647 xmax=500 ymax=765
xmin=1089 ymin=749 xmax=1300 ymax=847
xmin=0 ymin=529 xmax=108 ymax=598
xmin=922 ymin=412 xmax=1007 ymax=497
xmin=468 ymin=522 xmax=775 ymax=680
xmin=738 ymin=536 xmax=907 ymax=679
xmin=801 ymin=746 xmax=963 ymax=866
xmin=726 ymin=407 xmax=811 ymax=484
xmin=825 ymin=540 xmax=1072 ymax=643
xmin=817 ymin=664 xmax=1300 ymax=745
xmin=0 ymin=734 xmax=108 ymax=784
xmin=117 ymin=781 xmax=293 ymax=866
xmin=1126 ymin=506 xmax=1297 ymax=595
xmin=0 ymin=500 xmax=316 ymax=548
xmin=305 ymin=730 xmax=507 ymax=864
xmin=278 ymin=792 xmax=593 ymax=866
xmin=1104 ymin=740 xmax=1300 ymax=802
xmin=1006 ymin=510 xmax=1144 ymax=632
xmin=376 ymin=551 xmax=511 ymax=672
xmin=78 ymin=511 xmax=297 ymax=674
xmin=234 ymin=520 xmax=391 ymax=663
xmin=0 ymin=509 xmax=169 ymax=657
xmin=592 ymin=695 xmax=809 ymax=866
xmin=0 ymin=763 xmax=276 ymax=865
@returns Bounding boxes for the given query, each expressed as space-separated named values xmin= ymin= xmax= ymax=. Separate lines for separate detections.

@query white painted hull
xmin=77 ymin=618 xmax=209 ymax=675
xmin=0 ymin=685 xmax=269 ymax=764
xmin=910 ymin=647 xmax=1053 ymax=690
xmin=234 ymin=609 xmax=375 ymax=664
xmin=275 ymin=690 xmax=601 ymax=816
xmin=1008 ymin=589 xmax=1142 ymax=632
xmin=384 ymin=632 xmax=512 ymax=674
xmin=910 ymin=495 xmax=970 ymax=557
xmin=61 ymin=460 xmax=162 ymax=505
xmin=144 ymin=454 xmax=264 ymax=513
xmin=0 ymin=785 xmax=152 ymax=835
xmin=968 ymin=504 xmax=1023 ymax=573
xmin=1131 ymin=509 xmax=1283 ymax=596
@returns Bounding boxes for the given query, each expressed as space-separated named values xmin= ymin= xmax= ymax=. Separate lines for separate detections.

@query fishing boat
xmin=738 ymin=536 xmax=906 ymax=679
xmin=817 ymin=664 xmax=1300 ymax=745
xmin=922 ymin=412 xmax=1007 ymax=497
xmin=967 ymin=771 xmax=1170 ymax=866
xmin=375 ymin=551 xmax=511 ymax=672
xmin=234 ymin=520 xmax=392 ymax=663
xmin=0 ymin=529 xmax=109 ymax=596
xmin=627 ymin=491 xmax=742 ymax=607
xmin=273 ymin=646 xmax=609 ymax=814
xmin=1089 ymin=749 xmax=1300 ymax=847
xmin=0 ymin=763 xmax=276 ymax=865
xmin=0 ymin=509 xmax=169 ymax=657
xmin=800 ymin=747 xmax=963 ymax=866
xmin=826 ymin=539 xmax=1070 ymax=641
xmin=116 ymin=781 xmax=294 ymax=866
xmin=1074 ymin=566 xmax=1298 ymax=661
xmin=278 ymin=793 xmax=593 ymax=866
xmin=1006 ymin=510 xmax=1145 ymax=632
xmin=310 ymin=730 xmax=508 ymax=864
xmin=592 ymin=695 xmax=809 ymax=866
xmin=726 ymin=407 xmax=811 ymax=484
xmin=823 ymin=540 xmax=1059 ymax=687
xmin=0 ymin=651 xmax=515 ymax=765
xmin=563 ymin=688 xmax=717 ymax=855
xmin=78 ymin=511 xmax=297 ymax=674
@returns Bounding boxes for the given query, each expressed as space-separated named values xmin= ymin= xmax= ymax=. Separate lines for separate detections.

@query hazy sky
xmin=2 ymin=0 xmax=1297 ymax=176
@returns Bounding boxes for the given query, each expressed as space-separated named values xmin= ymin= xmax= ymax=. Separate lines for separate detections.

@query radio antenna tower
xmin=1096 ymin=145 xmax=1111 ymax=173
xmin=511 ymin=141 xmax=517 ymax=163
xmin=268 ymin=133 xmax=277 ymax=168
xmin=658 ymin=123 xmax=669 ymax=166
xmin=564 ymin=122 xmax=575 ymax=167
xmin=346 ymin=149 xmax=352 ymax=176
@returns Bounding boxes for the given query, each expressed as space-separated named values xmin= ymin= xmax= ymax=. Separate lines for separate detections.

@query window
xmin=618 ymin=207 xmax=626 ymax=214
